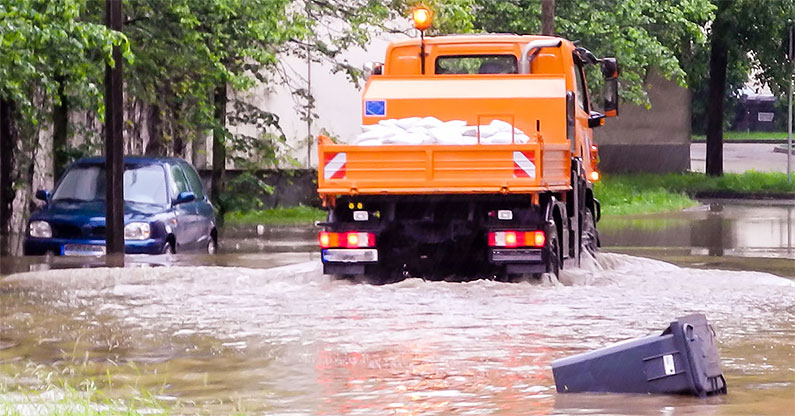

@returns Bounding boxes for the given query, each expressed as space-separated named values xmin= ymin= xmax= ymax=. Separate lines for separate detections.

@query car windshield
xmin=52 ymin=164 xmax=168 ymax=205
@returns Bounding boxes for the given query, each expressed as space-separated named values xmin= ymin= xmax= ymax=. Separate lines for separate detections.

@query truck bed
xmin=317 ymin=135 xmax=571 ymax=196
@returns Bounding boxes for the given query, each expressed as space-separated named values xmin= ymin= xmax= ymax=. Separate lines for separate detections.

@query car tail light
xmin=319 ymin=231 xmax=376 ymax=248
xmin=488 ymin=231 xmax=545 ymax=248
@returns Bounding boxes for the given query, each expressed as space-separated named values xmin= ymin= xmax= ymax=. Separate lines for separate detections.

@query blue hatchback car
xmin=24 ymin=157 xmax=217 ymax=256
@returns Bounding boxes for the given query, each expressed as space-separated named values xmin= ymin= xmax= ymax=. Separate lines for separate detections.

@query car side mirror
xmin=35 ymin=189 xmax=51 ymax=201
xmin=601 ymin=58 xmax=619 ymax=117
xmin=173 ymin=191 xmax=196 ymax=205
xmin=588 ymin=111 xmax=606 ymax=128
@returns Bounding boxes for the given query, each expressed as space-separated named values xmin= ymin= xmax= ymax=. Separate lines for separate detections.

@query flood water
xmin=1 ymin=202 xmax=793 ymax=415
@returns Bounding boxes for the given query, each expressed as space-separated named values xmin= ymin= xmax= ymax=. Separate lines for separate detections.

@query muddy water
xmin=600 ymin=201 xmax=795 ymax=278
xmin=1 ymin=253 xmax=793 ymax=415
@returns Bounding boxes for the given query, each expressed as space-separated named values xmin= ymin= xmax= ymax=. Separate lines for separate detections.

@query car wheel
xmin=206 ymin=238 xmax=217 ymax=255
xmin=162 ymin=241 xmax=175 ymax=254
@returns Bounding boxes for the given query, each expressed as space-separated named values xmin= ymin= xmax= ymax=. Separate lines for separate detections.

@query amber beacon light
xmin=412 ymin=6 xmax=433 ymax=31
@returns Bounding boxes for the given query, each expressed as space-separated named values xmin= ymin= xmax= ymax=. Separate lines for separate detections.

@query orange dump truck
xmin=317 ymin=29 xmax=619 ymax=281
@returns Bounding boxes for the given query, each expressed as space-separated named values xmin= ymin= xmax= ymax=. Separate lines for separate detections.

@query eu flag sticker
xmin=364 ymin=100 xmax=386 ymax=117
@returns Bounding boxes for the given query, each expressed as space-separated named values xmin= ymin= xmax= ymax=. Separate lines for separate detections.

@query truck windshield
xmin=52 ymin=164 xmax=168 ymax=205
xmin=435 ymin=55 xmax=517 ymax=75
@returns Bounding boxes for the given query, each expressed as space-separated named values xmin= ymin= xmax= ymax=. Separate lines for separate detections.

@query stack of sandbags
xmin=353 ymin=117 xmax=531 ymax=146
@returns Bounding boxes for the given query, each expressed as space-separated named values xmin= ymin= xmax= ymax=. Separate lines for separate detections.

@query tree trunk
xmin=212 ymin=83 xmax=228 ymax=223
xmin=53 ymin=75 xmax=69 ymax=179
xmin=172 ymin=103 xmax=184 ymax=157
xmin=145 ymin=103 xmax=163 ymax=156
xmin=541 ymin=0 xmax=555 ymax=35
xmin=705 ymin=9 xmax=730 ymax=177
xmin=0 ymin=98 xmax=15 ymax=255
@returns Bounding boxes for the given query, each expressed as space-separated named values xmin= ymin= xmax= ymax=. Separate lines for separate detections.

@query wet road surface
xmin=1 ymin=201 xmax=793 ymax=414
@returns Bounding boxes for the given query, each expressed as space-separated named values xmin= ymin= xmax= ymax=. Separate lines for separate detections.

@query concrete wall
xmin=594 ymin=70 xmax=691 ymax=173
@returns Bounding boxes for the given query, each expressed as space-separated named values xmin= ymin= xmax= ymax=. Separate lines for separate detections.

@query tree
xmin=0 ymin=0 xmax=125 ymax=254
xmin=469 ymin=0 xmax=715 ymax=107
xmin=702 ymin=0 xmax=793 ymax=176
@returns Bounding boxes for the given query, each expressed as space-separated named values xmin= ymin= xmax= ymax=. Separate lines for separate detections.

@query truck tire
xmin=546 ymin=226 xmax=561 ymax=278
xmin=581 ymin=208 xmax=598 ymax=256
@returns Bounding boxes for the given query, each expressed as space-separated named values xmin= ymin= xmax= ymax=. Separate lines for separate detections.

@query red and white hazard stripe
xmin=324 ymin=152 xmax=347 ymax=180
xmin=513 ymin=151 xmax=536 ymax=179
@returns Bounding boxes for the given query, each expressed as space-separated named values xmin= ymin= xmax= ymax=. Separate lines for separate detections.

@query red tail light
xmin=488 ymin=231 xmax=545 ymax=248
xmin=319 ymin=231 xmax=376 ymax=248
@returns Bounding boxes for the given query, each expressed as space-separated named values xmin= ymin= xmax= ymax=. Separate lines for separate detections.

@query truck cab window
xmin=436 ymin=55 xmax=517 ymax=75
xmin=574 ymin=61 xmax=590 ymax=111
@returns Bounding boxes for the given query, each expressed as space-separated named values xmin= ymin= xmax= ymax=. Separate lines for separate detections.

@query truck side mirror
xmin=363 ymin=62 xmax=384 ymax=81
xmin=601 ymin=58 xmax=619 ymax=117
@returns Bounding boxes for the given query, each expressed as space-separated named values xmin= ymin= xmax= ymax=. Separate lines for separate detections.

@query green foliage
xmin=0 ymin=0 xmax=127 ymax=122
xmin=225 ymin=205 xmax=326 ymax=226
xmin=595 ymin=176 xmax=697 ymax=216
xmin=465 ymin=0 xmax=715 ymax=107
xmin=596 ymin=171 xmax=795 ymax=216
xmin=686 ymin=0 xmax=794 ymax=133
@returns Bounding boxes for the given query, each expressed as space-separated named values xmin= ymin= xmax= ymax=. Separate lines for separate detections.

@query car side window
xmin=170 ymin=164 xmax=190 ymax=198
xmin=181 ymin=163 xmax=206 ymax=200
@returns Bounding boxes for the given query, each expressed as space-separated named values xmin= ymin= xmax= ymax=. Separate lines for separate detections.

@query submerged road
xmin=1 ymin=252 xmax=793 ymax=415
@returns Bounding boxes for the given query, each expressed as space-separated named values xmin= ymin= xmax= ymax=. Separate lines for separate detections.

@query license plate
xmin=63 ymin=244 xmax=106 ymax=256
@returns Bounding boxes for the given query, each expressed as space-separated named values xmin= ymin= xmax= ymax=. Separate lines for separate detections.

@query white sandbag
xmin=394 ymin=117 xmax=423 ymax=130
xmin=482 ymin=131 xmax=514 ymax=144
xmin=417 ymin=116 xmax=444 ymax=129
xmin=488 ymin=119 xmax=515 ymax=132
xmin=442 ymin=120 xmax=468 ymax=128
xmin=383 ymin=132 xmax=428 ymax=145
xmin=377 ymin=119 xmax=400 ymax=128
xmin=356 ymin=138 xmax=384 ymax=146
xmin=430 ymin=126 xmax=466 ymax=145
xmin=354 ymin=126 xmax=403 ymax=143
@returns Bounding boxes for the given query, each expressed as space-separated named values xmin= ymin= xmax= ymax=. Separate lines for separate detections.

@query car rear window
xmin=435 ymin=55 xmax=517 ymax=75
xmin=52 ymin=164 xmax=168 ymax=205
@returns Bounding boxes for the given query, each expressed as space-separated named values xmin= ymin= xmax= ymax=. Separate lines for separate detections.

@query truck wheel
xmin=546 ymin=226 xmax=561 ymax=278
xmin=581 ymin=208 xmax=598 ymax=256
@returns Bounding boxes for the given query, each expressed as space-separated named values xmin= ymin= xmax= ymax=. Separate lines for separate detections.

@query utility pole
xmin=787 ymin=22 xmax=793 ymax=184
xmin=105 ymin=0 xmax=125 ymax=255
xmin=541 ymin=0 xmax=555 ymax=36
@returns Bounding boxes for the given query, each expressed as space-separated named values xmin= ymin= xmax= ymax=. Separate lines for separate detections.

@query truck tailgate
xmin=317 ymin=136 xmax=571 ymax=195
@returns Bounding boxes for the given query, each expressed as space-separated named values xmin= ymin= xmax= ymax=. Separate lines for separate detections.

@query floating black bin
xmin=551 ymin=313 xmax=727 ymax=396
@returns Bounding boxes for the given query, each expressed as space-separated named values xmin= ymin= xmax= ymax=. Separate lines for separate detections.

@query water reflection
xmin=601 ymin=201 xmax=795 ymax=263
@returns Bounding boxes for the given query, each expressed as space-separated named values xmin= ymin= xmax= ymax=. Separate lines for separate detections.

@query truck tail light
xmin=319 ymin=232 xmax=376 ymax=248
xmin=488 ymin=231 xmax=545 ymax=248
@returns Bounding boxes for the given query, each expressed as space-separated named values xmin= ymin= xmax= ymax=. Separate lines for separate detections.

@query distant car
xmin=23 ymin=156 xmax=217 ymax=256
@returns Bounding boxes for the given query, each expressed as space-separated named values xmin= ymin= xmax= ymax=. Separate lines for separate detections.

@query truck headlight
xmin=124 ymin=222 xmax=151 ymax=240
xmin=29 ymin=221 xmax=52 ymax=238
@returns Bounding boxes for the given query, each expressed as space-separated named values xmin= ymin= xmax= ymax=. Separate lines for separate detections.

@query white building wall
xmin=252 ymin=33 xmax=406 ymax=169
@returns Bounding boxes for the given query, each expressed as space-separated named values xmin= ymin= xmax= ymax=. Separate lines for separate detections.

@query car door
xmin=168 ymin=163 xmax=199 ymax=251
xmin=180 ymin=162 xmax=214 ymax=248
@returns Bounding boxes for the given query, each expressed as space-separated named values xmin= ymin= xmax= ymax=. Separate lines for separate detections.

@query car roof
xmin=74 ymin=156 xmax=188 ymax=166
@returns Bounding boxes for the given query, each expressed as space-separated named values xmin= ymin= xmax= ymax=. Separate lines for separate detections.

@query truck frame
xmin=316 ymin=31 xmax=618 ymax=282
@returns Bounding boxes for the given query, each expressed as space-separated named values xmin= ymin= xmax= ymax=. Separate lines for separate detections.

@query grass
xmin=0 ymin=365 xmax=169 ymax=416
xmin=596 ymin=171 xmax=795 ymax=216
xmin=691 ymin=131 xmax=792 ymax=142
xmin=225 ymin=205 xmax=325 ymax=226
